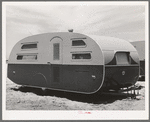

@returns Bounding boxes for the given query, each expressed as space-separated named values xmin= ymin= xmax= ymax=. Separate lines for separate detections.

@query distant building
xmin=131 ymin=41 xmax=145 ymax=80
xmin=131 ymin=41 xmax=145 ymax=60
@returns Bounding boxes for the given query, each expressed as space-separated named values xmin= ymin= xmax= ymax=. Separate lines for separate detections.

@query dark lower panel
xmin=140 ymin=60 xmax=145 ymax=76
xmin=138 ymin=60 xmax=145 ymax=81
xmin=8 ymin=64 xmax=52 ymax=87
xmin=61 ymin=65 xmax=104 ymax=93
xmin=8 ymin=64 xmax=104 ymax=94
xmin=102 ymin=65 xmax=139 ymax=91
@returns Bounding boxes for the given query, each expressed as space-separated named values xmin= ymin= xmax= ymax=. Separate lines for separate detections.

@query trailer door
xmin=50 ymin=37 xmax=63 ymax=85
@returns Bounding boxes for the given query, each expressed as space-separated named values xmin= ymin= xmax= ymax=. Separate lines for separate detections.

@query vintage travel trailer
xmin=131 ymin=41 xmax=145 ymax=80
xmin=8 ymin=31 xmax=140 ymax=94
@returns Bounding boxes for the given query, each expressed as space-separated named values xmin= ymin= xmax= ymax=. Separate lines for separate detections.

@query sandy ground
xmin=6 ymin=78 xmax=145 ymax=110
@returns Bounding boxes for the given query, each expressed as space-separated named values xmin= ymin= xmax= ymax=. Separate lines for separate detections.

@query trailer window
xmin=53 ymin=43 xmax=59 ymax=60
xmin=106 ymin=52 xmax=138 ymax=65
xmin=72 ymin=53 xmax=91 ymax=59
xmin=72 ymin=40 xmax=86 ymax=46
xmin=116 ymin=52 xmax=129 ymax=65
xmin=21 ymin=43 xmax=37 ymax=49
xmin=17 ymin=55 xmax=37 ymax=60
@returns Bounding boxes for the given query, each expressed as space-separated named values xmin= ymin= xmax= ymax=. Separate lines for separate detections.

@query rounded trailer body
xmin=8 ymin=32 xmax=140 ymax=94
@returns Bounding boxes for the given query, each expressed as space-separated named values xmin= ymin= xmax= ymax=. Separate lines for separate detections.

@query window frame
xmin=71 ymin=51 xmax=92 ymax=62
xmin=115 ymin=52 xmax=130 ymax=65
xmin=71 ymin=38 xmax=87 ymax=48
xmin=53 ymin=43 xmax=60 ymax=60
xmin=21 ymin=42 xmax=38 ymax=50
xmin=16 ymin=53 xmax=38 ymax=62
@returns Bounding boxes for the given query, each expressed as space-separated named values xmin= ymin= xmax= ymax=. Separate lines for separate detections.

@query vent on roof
xmin=68 ymin=29 xmax=73 ymax=32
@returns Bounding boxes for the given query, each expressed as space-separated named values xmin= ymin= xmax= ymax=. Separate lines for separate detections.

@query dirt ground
xmin=6 ymin=78 xmax=145 ymax=110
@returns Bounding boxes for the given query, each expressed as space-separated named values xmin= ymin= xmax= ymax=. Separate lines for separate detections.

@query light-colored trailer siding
xmin=8 ymin=34 xmax=50 ymax=64
xmin=9 ymin=33 xmax=139 ymax=66
xmin=8 ymin=33 xmax=104 ymax=65
xmin=62 ymin=33 xmax=104 ymax=65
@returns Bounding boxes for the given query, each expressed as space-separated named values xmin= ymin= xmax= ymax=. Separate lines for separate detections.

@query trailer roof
xmin=88 ymin=35 xmax=136 ymax=52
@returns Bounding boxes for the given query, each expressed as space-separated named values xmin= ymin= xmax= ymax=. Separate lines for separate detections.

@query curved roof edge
xmin=88 ymin=35 xmax=137 ymax=52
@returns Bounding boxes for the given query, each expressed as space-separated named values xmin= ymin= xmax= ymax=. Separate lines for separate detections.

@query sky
xmin=5 ymin=2 xmax=146 ymax=59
